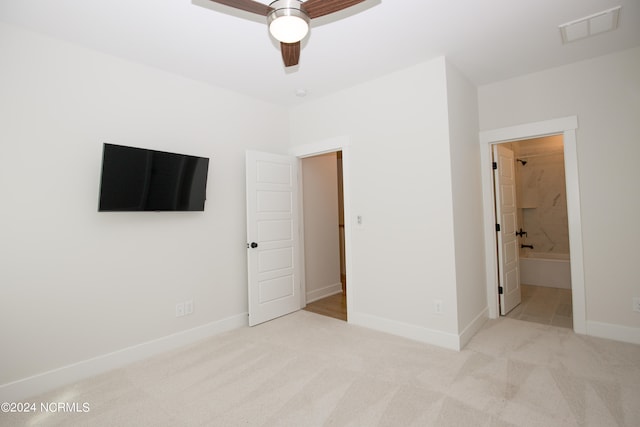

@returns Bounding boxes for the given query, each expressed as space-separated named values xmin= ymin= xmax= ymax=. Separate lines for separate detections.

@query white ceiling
xmin=1 ymin=0 xmax=639 ymax=106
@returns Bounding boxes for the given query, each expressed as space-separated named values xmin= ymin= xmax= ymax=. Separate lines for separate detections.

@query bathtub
xmin=519 ymin=252 xmax=571 ymax=289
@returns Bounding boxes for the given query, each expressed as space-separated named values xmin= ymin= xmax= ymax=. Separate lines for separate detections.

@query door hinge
xmin=498 ymin=286 xmax=504 ymax=295
xmin=492 ymin=161 xmax=497 ymax=170
xmin=495 ymin=223 xmax=501 ymax=232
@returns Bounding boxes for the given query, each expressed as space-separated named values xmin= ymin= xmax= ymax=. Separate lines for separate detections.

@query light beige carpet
xmin=3 ymin=311 xmax=639 ymax=426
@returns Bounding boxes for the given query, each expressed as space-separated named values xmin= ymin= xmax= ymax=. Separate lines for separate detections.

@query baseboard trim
xmin=586 ymin=320 xmax=640 ymax=345
xmin=0 ymin=313 xmax=247 ymax=401
xmin=306 ymin=282 xmax=343 ymax=303
xmin=458 ymin=307 xmax=489 ymax=349
xmin=348 ymin=312 xmax=461 ymax=350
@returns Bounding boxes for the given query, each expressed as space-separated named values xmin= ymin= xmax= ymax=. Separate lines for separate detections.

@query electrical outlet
xmin=176 ymin=302 xmax=185 ymax=317
xmin=434 ymin=299 xmax=443 ymax=315
xmin=185 ymin=300 xmax=194 ymax=315
xmin=633 ymin=297 xmax=640 ymax=313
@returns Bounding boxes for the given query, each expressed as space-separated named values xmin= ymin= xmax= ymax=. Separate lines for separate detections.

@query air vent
xmin=559 ymin=6 xmax=621 ymax=44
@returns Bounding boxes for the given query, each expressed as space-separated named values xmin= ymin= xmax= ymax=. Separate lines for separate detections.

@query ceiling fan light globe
xmin=267 ymin=0 xmax=310 ymax=43
xmin=269 ymin=15 xmax=309 ymax=42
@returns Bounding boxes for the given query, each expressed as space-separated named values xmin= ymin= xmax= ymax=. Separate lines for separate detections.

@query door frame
xmin=290 ymin=136 xmax=353 ymax=319
xmin=479 ymin=116 xmax=586 ymax=334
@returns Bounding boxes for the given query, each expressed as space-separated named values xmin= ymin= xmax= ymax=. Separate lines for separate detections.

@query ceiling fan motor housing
xmin=268 ymin=0 xmax=310 ymax=43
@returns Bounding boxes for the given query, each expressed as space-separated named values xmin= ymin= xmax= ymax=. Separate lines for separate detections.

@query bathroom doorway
xmin=479 ymin=116 xmax=586 ymax=334
xmin=496 ymin=136 xmax=573 ymax=328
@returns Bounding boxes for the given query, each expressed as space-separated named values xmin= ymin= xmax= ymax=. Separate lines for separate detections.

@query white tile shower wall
xmin=515 ymin=137 xmax=570 ymax=255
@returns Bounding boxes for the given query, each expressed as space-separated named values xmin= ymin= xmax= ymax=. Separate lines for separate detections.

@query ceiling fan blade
xmin=281 ymin=42 xmax=301 ymax=67
xmin=302 ymin=0 xmax=366 ymax=19
xmin=207 ymin=0 xmax=273 ymax=16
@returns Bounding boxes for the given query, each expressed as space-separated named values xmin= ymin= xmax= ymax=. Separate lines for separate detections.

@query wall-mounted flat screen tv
xmin=99 ymin=143 xmax=210 ymax=212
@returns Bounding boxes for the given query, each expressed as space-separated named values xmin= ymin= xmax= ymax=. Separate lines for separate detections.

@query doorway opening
xmin=493 ymin=136 xmax=573 ymax=328
xmin=479 ymin=116 xmax=586 ymax=334
xmin=300 ymin=151 xmax=347 ymax=321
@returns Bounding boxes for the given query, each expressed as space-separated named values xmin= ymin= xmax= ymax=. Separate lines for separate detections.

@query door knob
xmin=248 ymin=242 xmax=258 ymax=249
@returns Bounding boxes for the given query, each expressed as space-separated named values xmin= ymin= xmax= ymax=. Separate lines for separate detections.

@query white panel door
xmin=246 ymin=151 xmax=300 ymax=326
xmin=493 ymin=144 xmax=522 ymax=315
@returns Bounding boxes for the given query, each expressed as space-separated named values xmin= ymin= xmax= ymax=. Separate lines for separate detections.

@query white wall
xmin=301 ymin=153 xmax=342 ymax=302
xmin=444 ymin=62 xmax=487 ymax=340
xmin=289 ymin=57 xmax=482 ymax=348
xmin=478 ymin=47 xmax=640 ymax=335
xmin=0 ymin=23 xmax=289 ymax=392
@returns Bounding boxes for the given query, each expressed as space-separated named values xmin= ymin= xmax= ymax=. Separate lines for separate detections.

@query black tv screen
xmin=99 ymin=143 xmax=209 ymax=211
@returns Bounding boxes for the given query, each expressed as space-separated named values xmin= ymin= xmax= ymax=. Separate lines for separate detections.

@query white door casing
xmin=289 ymin=136 xmax=353 ymax=320
xmin=246 ymin=151 xmax=301 ymax=326
xmin=493 ymin=144 xmax=522 ymax=315
xmin=478 ymin=116 xmax=585 ymax=334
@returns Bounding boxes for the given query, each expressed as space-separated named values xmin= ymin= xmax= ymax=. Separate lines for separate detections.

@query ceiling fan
xmin=207 ymin=0 xmax=366 ymax=67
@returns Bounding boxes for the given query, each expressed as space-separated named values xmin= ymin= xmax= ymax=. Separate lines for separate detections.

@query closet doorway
xmin=300 ymin=151 xmax=347 ymax=321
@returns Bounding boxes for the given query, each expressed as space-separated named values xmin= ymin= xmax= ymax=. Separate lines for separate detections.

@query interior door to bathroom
xmin=493 ymin=144 xmax=522 ymax=315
